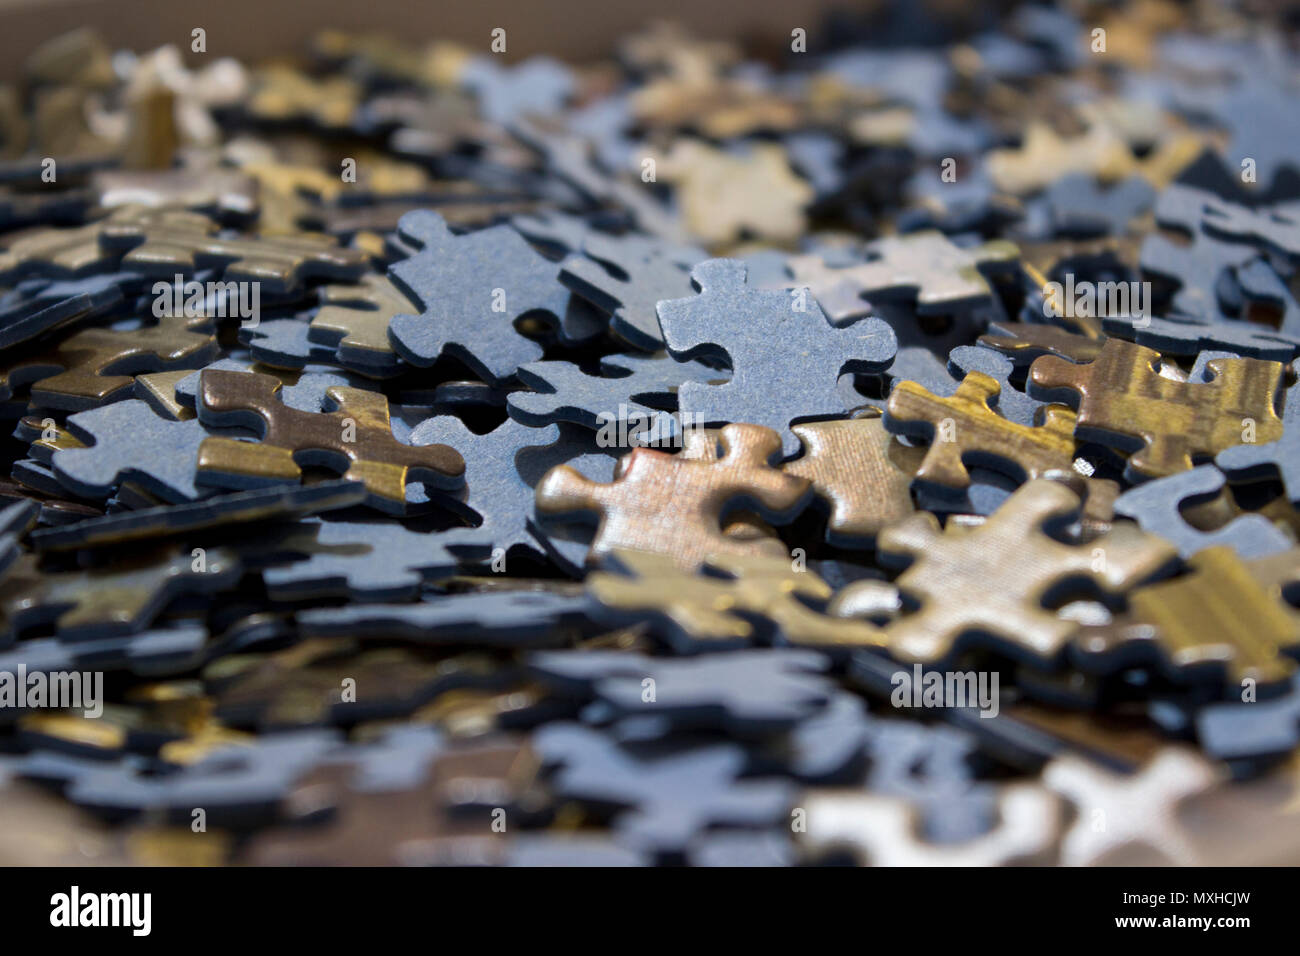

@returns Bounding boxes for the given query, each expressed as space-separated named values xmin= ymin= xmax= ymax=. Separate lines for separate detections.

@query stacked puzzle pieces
xmin=1 ymin=1 xmax=1300 ymax=866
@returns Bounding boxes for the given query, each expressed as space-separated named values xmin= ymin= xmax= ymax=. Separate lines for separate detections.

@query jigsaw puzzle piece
xmin=1113 ymin=464 xmax=1293 ymax=558
xmin=534 ymin=422 xmax=810 ymax=570
xmin=656 ymin=259 xmax=897 ymax=456
xmin=387 ymin=210 xmax=572 ymax=384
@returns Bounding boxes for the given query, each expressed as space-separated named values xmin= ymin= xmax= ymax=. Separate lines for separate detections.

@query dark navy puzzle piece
xmin=297 ymin=590 xmax=593 ymax=647
xmin=30 ymin=479 xmax=365 ymax=551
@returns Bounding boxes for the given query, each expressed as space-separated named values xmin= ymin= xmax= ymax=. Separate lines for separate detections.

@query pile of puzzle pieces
xmin=2 ymin=1 xmax=1300 ymax=866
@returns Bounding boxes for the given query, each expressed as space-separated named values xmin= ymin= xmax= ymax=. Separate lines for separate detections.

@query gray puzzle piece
xmin=1217 ymin=384 xmax=1300 ymax=502
xmin=687 ymin=831 xmax=795 ymax=867
xmin=461 ymin=55 xmax=574 ymax=125
xmin=534 ymin=722 xmax=794 ymax=857
xmin=506 ymin=834 xmax=650 ymax=866
xmin=261 ymin=516 xmax=462 ymax=602
xmin=409 ymin=415 xmax=620 ymax=561
xmin=1101 ymin=312 xmax=1296 ymax=361
xmin=407 ymin=416 xmax=619 ymax=568
xmin=52 ymin=400 xmax=238 ymax=502
xmin=530 ymin=648 xmax=835 ymax=736
xmin=946 ymin=344 xmax=1045 ymax=426
xmin=0 ymin=270 xmax=144 ymax=350
xmin=1045 ymin=174 xmax=1154 ymax=237
xmin=560 ymin=232 xmax=705 ymax=351
xmin=388 ymin=211 xmax=572 ymax=384
xmin=0 ymin=623 xmax=209 ymax=681
xmin=1196 ymin=672 xmax=1300 ymax=761
xmin=862 ymin=718 xmax=998 ymax=844
xmin=507 ymin=353 xmax=718 ymax=444
xmin=656 ymin=259 xmax=897 ymax=456
xmin=61 ymin=730 xmax=341 ymax=826
xmin=1114 ymin=464 xmax=1293 ymax=558
xmin=240 ymin=317 xmax=352 ymax=373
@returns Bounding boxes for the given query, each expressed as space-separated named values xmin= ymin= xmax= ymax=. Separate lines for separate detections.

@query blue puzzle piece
xmin=388 ymin=211 xmax=573 ymax=384
xmin=1114 ymin=464 xmax=1293 ymax=558
xmin=507 ymin=353 xmax=718 ymax=444
xmin=534 ymin=722 xmax=794 ymax=857
xmin=656 ymin=259 xmax=897 ymax=456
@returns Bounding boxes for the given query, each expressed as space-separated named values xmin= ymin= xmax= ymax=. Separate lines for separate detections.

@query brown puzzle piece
xmin=885 ymin=371 xmax=1078 ymax=492
xmin=782 ymin=409 xmax=922 ymax=544
xmin=857 ymin=478 xmax=1176 ymax=664
xmin=535 ymin=422 xmax=810 ymax=571
xmin=1029 ymin=338 xmax=1284 ymax=479
xmin=978 ymin=322 xmax=1105 ymax=366
xmin=196 ymin=368 xmax=463 ymax=510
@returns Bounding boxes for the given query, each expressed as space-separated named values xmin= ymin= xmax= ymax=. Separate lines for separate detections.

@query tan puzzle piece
xmin=99 ymin=207 xmax=367 ymax=291
xmin=0 ymin=314 xmax=215 ymax=408
xmin=1079 ymin=546 xmax=1300 ymax=686
xmin=590 ymin=549 xmax=887 ymax=647
xmin=654 ymin=139 xmax=812 ymax=244
xmin=863 ymin=479 xmax=1176 ymax=663
xmin=787 ymin=231 xmax=1020 ymax=323
xmin=309 ymin=274 xmax=411 ymax=364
